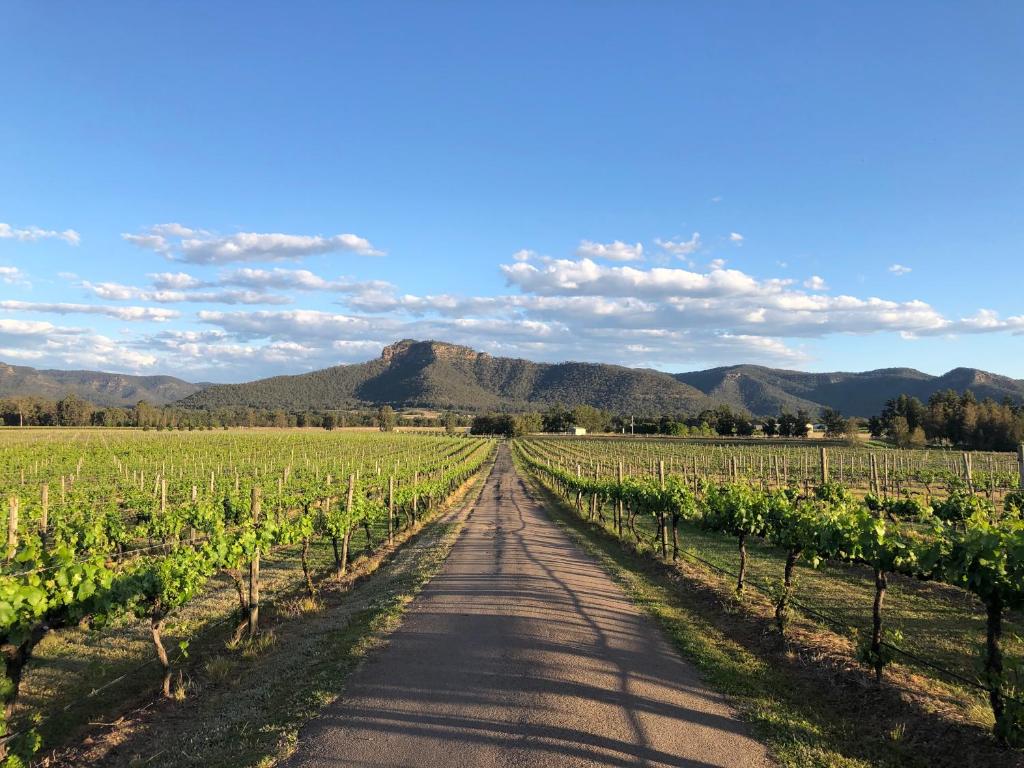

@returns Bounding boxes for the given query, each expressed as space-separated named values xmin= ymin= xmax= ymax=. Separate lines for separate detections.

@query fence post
xmin=616 ymin=460 xmax=624 ymax=537
xmin=388 ymin=475 xmax=395 ymax=544
xmin=820 ymin=446 xmax=829 ymax=484
xmin=40 ymin=483 xmax=49 ymax=537
xmin=249 ymin=486 xmax=262 ymax=637
xmin=658 ymin=460 xmax=668 ymax=559
xmin=6 ymin=497 xmax=18 ymax=561
xmin=341 ymin=473 xmax=355 ymax=576
xmin=963 ymin=452 xmax=974 ymax=493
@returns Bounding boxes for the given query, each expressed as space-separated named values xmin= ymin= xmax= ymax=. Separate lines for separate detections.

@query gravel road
xmin=285 ymin=444 xmax=772 ymax=767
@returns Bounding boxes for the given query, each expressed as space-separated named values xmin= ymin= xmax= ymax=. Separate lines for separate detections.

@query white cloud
xmin=501 ymin=258 xmax=779 ymax=300
xmin=122 ymin=224 xmax=383 ymax=263
xmin=889 ymin=264 xmax=912 ymax=276
xmin=149 ymin=272 xmax=204 ymax=290
xmin=6 ymin=223 xmax=1021 ymax=379
xmin=198 ymin=309 xmax=377 ymax=341
xmin=729 ymin=232 xmax=744 ymax=244
xmin=576 ymin=240 xmax=644 ymax=262
xmin=655 ymin=233 xmax=701 ymax=257
xmin=0 ymin=222 xmax=80 ymax=245
xmin=0 ymin=266 xmax=29 ymax=286
xmin=81 ymin=280 xmax=290 ymax=306
xmin=0 ymin=300 xmax=179 ymax=322
xmin=803 ymin=275 xmax=828 ymax=291
xmin=0 ymin=318 xmax=156 ymax=371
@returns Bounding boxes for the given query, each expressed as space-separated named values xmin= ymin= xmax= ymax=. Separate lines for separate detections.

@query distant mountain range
xmin=177 ymin=340 xmax=1024 ymax=417
xmin=0 ymin=361 xmax=202 ymax=407
xmin=177 ymin=340 xmax=715 ymax=414
xmin=4 ymin=340 xmax=1024 ymax=416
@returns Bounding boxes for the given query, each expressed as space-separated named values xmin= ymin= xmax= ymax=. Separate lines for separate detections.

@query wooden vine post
xmin=963 ymin=452 xmax=974 ymax=494
xmin=820 ymin=446 xmax=829 ymax=484
xmin=412 ymin=471 xmax=419 ymax=526
xmin=658 ymin=460 xmax=668 ymax=560
xmin=249 ymin=486 xmax=262 ymax=637
xmin=340 ymin=474 xmax=355 ymax=576
xmin=616 ymin=460 xmax=624 ymax=537
xmin=40 ymin=483 xmax=49 ymax=539
xmin=388 ymin=475 xmax=395 ymax=545
xmin=6 ymin=497 xmax=18 ymax=561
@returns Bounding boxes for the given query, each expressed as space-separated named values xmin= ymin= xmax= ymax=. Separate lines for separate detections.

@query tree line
xmin=0 ymin=395 xmax=471 ymax=432
xmin=869 ymin=389 xmax=1024 ymax=451
xmin=470 ymin=403 xmax=858 ymax=439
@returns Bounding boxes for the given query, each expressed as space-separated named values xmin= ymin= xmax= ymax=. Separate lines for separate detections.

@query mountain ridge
xmin=177 ymin=340 xmax=1024 ymax=417
xmin=0 ymin=361 xmax=202 ymax=407
xmin=4 ymin=340 xmax=1023 ymax=417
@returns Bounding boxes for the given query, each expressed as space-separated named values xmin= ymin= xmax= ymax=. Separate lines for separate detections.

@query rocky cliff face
xmin=381 ymin=339 xmax=490 ymax=366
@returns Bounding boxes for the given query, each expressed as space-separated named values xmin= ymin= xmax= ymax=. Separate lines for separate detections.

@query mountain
xmin=674 ymin=365 xmax=1024 ymax=417
xmin=7 ymin=341 xmax=1022 ymax=417
xmin=178 ymin=339 xmax=717 ymax=415
xmin=0 ymin=362 xmax=202 ymax=407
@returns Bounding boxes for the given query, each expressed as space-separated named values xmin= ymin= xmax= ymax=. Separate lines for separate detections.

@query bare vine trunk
xmin=775 ymin=548 xmax=800 ymax=636
xmin=736 ymin=533 xmax=747 ymax=594
xmin=301 ymin=536 xmax=316 ymax=598
xmin=871 ymin=568 xmax=887 ymax=683
xmin=986 ymin=595 xmax=1006 ymax=742
xmin=151 ymin=606 xmax=172 ymax=698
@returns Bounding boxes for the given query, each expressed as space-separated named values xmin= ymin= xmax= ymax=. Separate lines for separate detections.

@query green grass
xmin=625 ymin=512 xmax=1019 ymax=709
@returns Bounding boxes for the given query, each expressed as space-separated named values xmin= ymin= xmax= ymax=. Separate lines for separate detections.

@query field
xmin=515 ymin=435 xmax=1024 ymax=754
xmin=0 ymin=429 xmax=495 ymax=764
xmin=3 ymin=428 xmax=1024 ymax=766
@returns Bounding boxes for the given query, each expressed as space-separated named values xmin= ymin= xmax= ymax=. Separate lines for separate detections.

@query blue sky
xmin=1 ymin=2 xmax=1022 ymax=382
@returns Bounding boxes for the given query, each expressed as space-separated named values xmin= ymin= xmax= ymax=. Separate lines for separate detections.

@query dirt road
xmin=285 ymin=445 xmax=771 ymax=767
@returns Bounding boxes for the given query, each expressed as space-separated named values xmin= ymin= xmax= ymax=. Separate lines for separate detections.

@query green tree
xmin=571 ymin=404 xmax=610 ymax=434
xmin=542 ymin=404 xmax=574 ymax=433
xmin=516 ymin=411 xmax=543 ymax=435
xmin=56 ymin=393 xmax=91 ymax=426
xmin=376 ymin=405 xmax=397 ymax=432
xmin=821 ymin=408 xmax=853 ymax=439
xmin=441 ymin=411 xmax=458 ymax=434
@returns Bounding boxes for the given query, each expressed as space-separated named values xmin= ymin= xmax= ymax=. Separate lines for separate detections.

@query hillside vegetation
xmin=0 ymin=362 xmax=201 ymax=406
xmin=178 ymin=339 xmax=718 ymax=415
xmin=6 ymin=340 xmax=1024 ymax=417
xmin=180 ymin=340 xmax=1024 ymax=417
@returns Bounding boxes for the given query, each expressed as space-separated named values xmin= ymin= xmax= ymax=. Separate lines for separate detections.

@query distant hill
xmin=178 ymin=339 xmax=717 ymax=415
xmin=674 ymin=365 xmax=1024 ymax=417
xmin=6 ymin=341 xmax=1022 ymax=417
xmin=0 ymin=362 xmax=202 ymax=407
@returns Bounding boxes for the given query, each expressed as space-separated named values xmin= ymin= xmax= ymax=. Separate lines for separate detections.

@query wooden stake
xmin=388 ymin=475 xmax=395 ymax=544
xmin=6 ymin=497 xmax=18 ymax=561
xmin=340 ymin=474 xmax=355 ymax=576
xmin=249 ymin=486 xmax=262 ymax=637
xmin=40 ymin=484 xmax=49 ymax=537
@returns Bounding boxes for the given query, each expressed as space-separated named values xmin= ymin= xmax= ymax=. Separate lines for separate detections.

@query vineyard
xmin=0 ymin=429 xmax=495 ymax=765
xmin=514 ymin=436 xmax=1024 ymax=749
